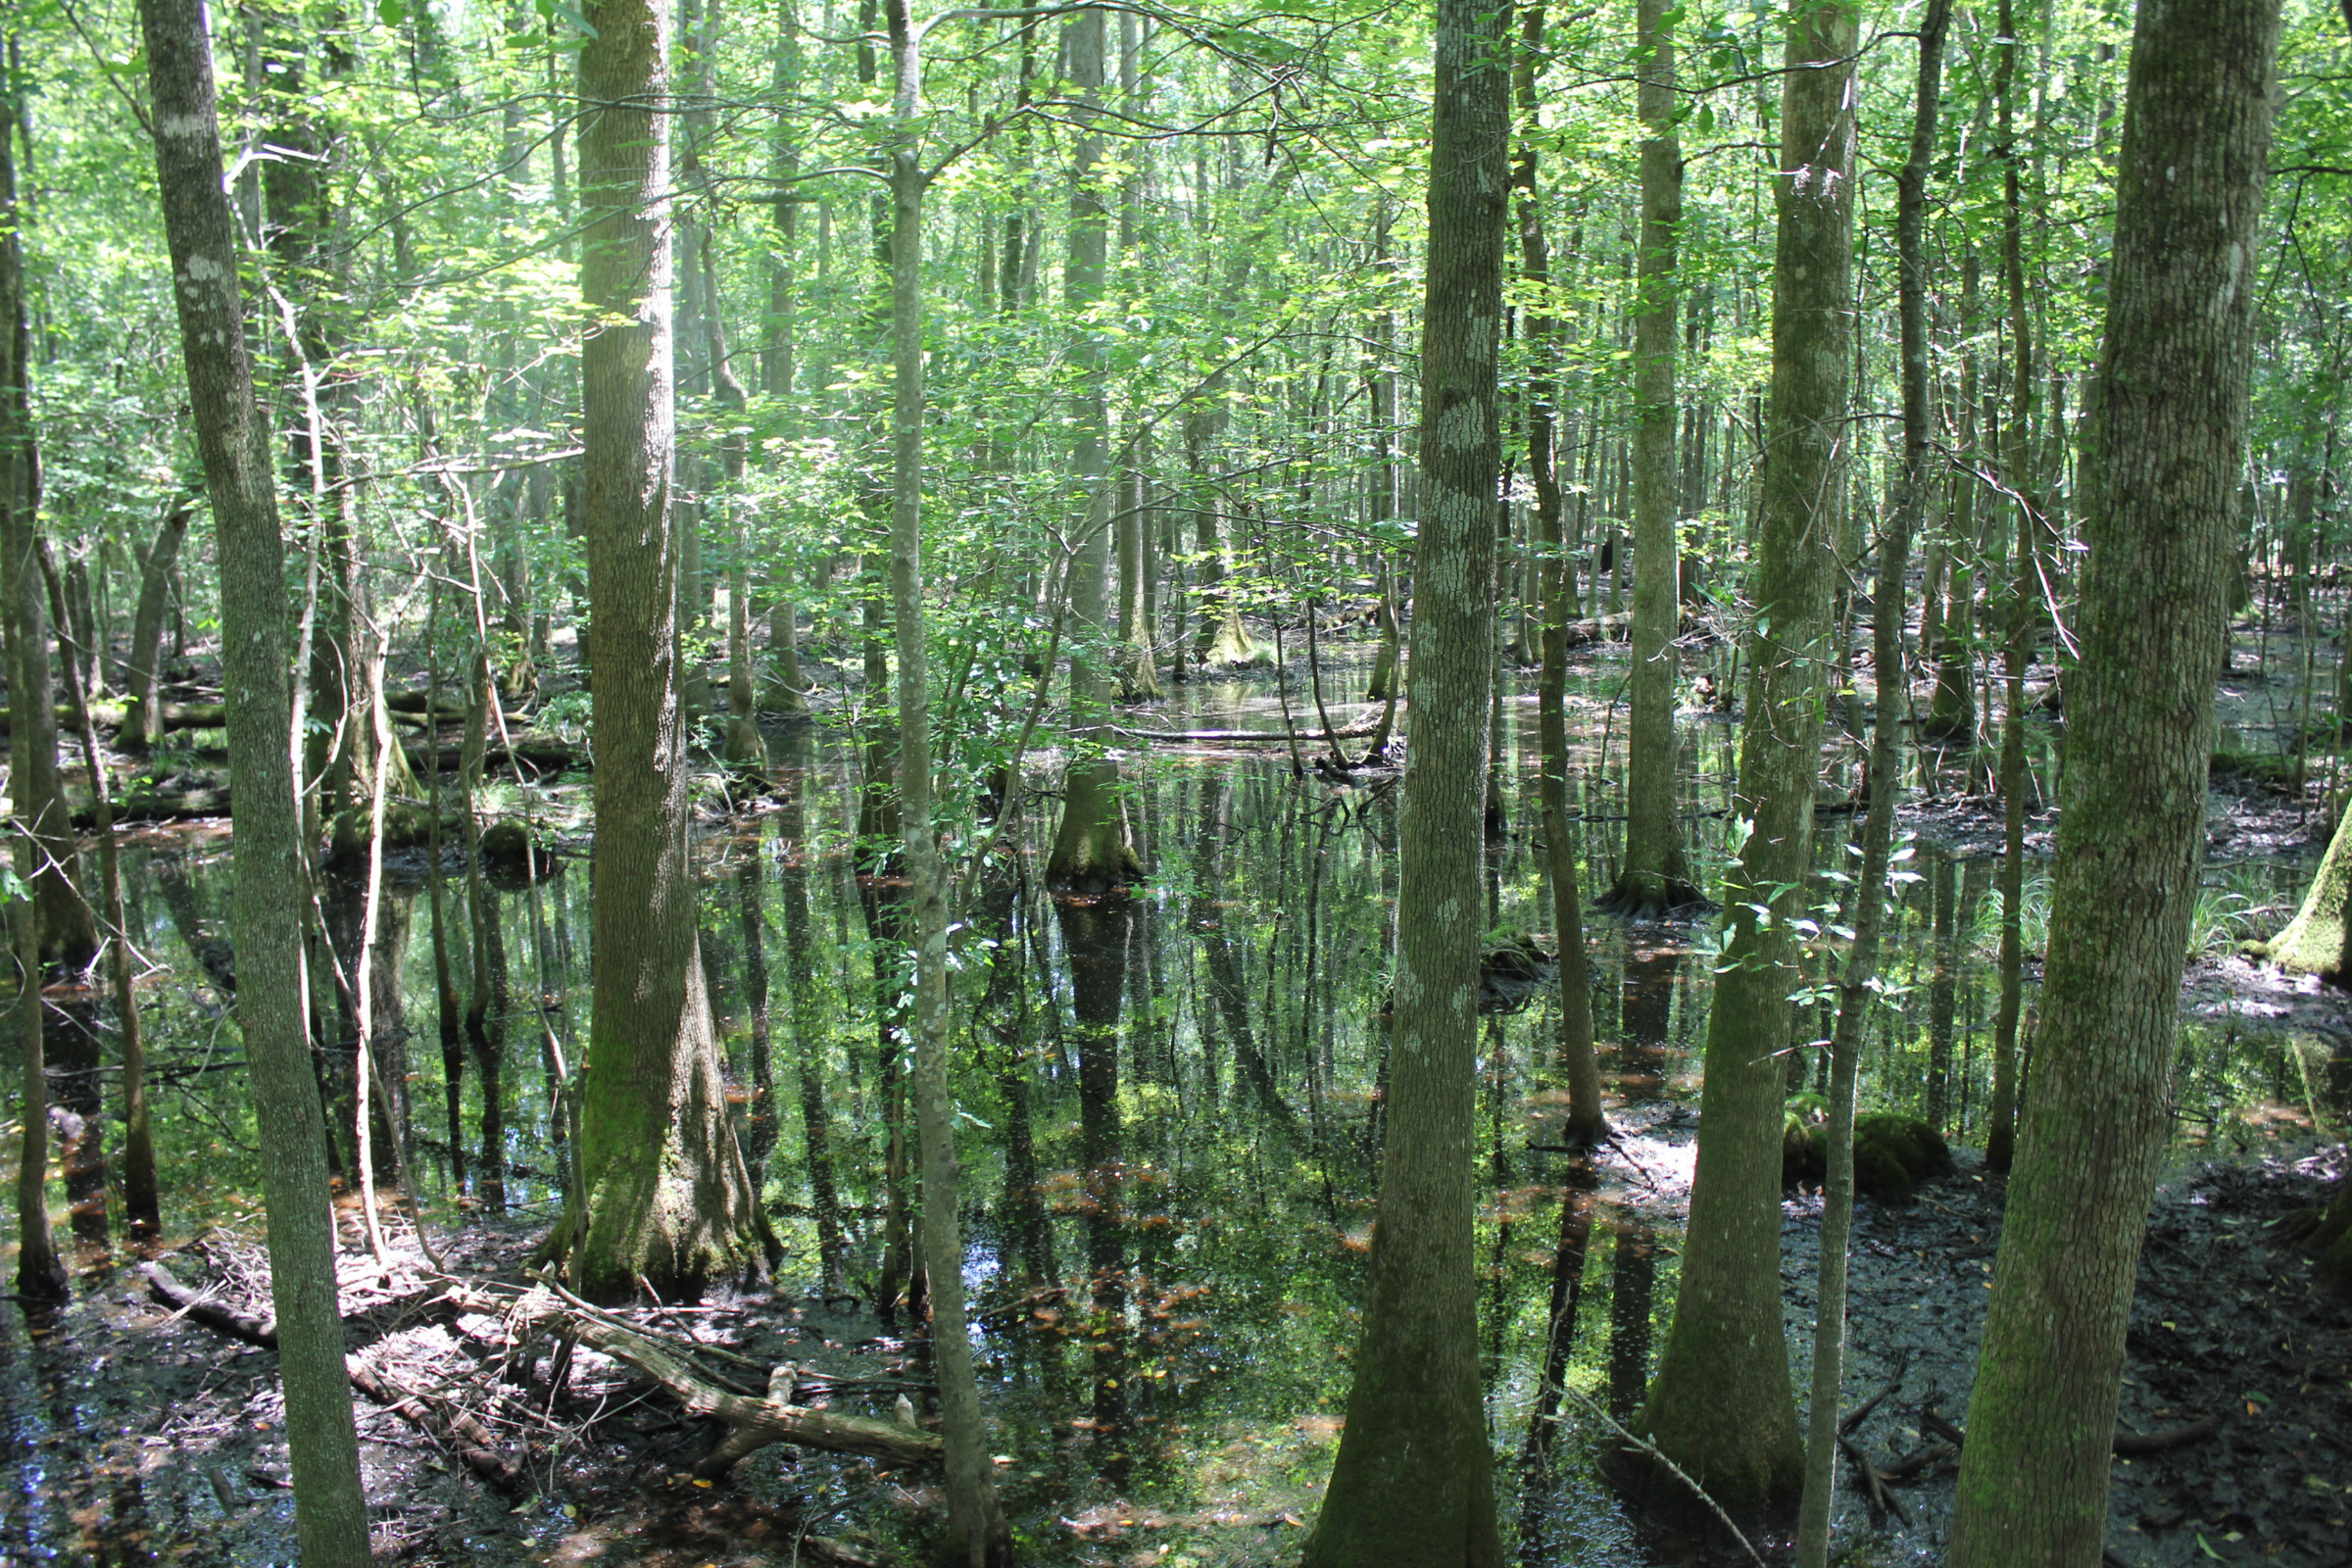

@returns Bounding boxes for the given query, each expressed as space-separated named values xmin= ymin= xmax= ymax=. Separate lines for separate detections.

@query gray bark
xmin=136 ymin=0 xmax=371 ymax=1555
xmin=1948 ymin=0 xmax=2281 ymax=1559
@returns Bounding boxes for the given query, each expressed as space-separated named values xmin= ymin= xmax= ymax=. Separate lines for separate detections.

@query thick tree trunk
xmin=1948 ymin=0 xmax=2280 ymax=1560
xmin=1795 ymin=6 xmax=1947 ymax=1560
xmin=1626 ymin=0 xmax=1857 ymax=1522
xmin=135 ymin=0 xmax=370 ymax=1556
xmin=565 ymin=0 xmax=768 ymax=1300
xmin=1299 ymin=0 xmax=1510 ymax=1559
xmin=1611 ymin=0 xmax=1700 ymax=915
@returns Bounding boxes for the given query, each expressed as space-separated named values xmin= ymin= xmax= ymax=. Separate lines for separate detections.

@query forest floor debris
xmin=0 ymin=1215 xmax=934 ymax=1566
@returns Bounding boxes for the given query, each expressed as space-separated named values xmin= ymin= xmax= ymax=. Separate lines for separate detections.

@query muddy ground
xmin=1777 ymin=1142 xmax=2352 ymax=1568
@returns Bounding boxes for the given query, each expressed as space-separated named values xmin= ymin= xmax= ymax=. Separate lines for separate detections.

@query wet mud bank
xmin=1606 ymin=1131 xmax=2352 ymax=1567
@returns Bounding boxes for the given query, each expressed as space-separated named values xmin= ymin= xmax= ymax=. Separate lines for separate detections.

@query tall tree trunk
xmin=564 ymin=0 xmax=769 ymax=1300
xmin=704 ymin=243 xmax=763 ymax=765
xmin=1512 ymin=2 xmax=1605 ymax=1145
xmin=878 ymin=6 xmax=1011 ymax=1554
xmin=1626 ymin=0 xmax=1857 ymax=1522
xmin=1948 ymin=0 xmax=2280 ymax=1560
xmin=1047 ymin=6 xmax=1141 ymax=891
xmin=1299 ymin=0 xmax=1509 ymax=1557
xmin=135 ymin=0 xmax=371 ymax=1556
xmin=1610 ymin=0 xmax=1700 ymax=915
xmin=10 ymin=836 xmax=64 ymax=1302
xmin=1987 ymin=0 xmax=2039 ymax=1175
xmin=1795 ymin=6 xmax=1947 ymax=1561
xmin=1113 ymin=13 xmax=1159 ymax=704
xmin=5 ymin=139 xmax=68 ymax=1292
xmin=1364 ymin=206 xmax=1402 ymax=712
xmin=761 ymin=15 xmax=810 ymax=715
xmin=0 ymin=118 xmax=94 ymax=969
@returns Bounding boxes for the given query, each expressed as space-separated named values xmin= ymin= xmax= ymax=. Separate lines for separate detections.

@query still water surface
xmin=0 ymin=658 xmax=2338 ymax=1565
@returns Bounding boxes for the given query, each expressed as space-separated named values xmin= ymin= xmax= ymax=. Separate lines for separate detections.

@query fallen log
xmin=403 ymin=734 xmax=579 ymax=773
xmin=1115 ymin=723 xmax=1382 ymax=745
xmin=85 ymin=783 xmax=232 ymax=826
xmin=1557 ymin=612 xmax=1634 ymax=648
xmin=0 ymin=700 xmax=224 ymax=733
xmin=141 ymin=1261 xmax=274 ymax=1343
xmin=141 ymin=1262 xmax=524 ymax=1491
xmin=478 ymin=1282 xmax=944 ymax=1476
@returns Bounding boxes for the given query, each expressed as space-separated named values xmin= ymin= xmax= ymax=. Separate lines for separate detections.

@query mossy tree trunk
xmin=1299 ymin=0 xmax=1509 ymax=1557
xmin=1627 ymin=0 xmax=1857 ymax=1522
xmin=5 ymin=175 xmax=67 ymax=1291
xmin=1947 ymin=0 xmax=2280 ymax=1559
xmin=2261 ymin=796 xmax=2352 ymax=975
xmin=137 ymin=0 xmax=370 ymax=1553
xmin=565 ymin=0 xmax=769 ymax=1301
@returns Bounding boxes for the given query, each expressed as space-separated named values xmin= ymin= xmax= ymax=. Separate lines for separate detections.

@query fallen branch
xmin=473 ymin=1282 xmax=944 ymax=1476
xmin=1837 ymin=1433 xmax=1913 ymax=1528
xmin=141 ymin=1261 xmax=274 ymax=1343
xmin=344 ymin=1350 xmax=522 ymax=1491
xmin=1839 ymin=1347 xmax=1913 ymax=1438
xmin=1558 ymin=1382 xmax=1767 ymax=1568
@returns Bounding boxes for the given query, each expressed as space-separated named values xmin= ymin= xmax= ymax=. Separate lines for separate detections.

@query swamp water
xmin=0 ymin=659 xmax=2344 ymax=1568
